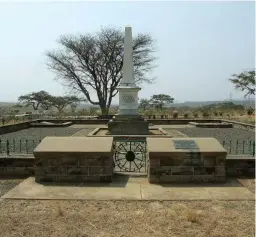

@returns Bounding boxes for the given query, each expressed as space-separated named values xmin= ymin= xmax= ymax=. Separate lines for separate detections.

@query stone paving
xmin=2 ymin=176 xmax=254 ymax=201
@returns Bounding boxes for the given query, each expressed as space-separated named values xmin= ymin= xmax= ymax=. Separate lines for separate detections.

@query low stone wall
xmin=37 ymin=119 xmax=223 ymax=125
xmin=34 ymin=137 xmax=114 ymax=183
xmin=0 ymin=121 xmax=35 ymax=135
xmin=35 ymin=154 xmax=113 ymax=183
xmin=147 ymin=137 xmax=227 ymax=183
xmin=30 ymin=121 xmax=73 ymax=127
xmin=221 ymin=119 xmax=255 ymax=130
xmin=148 ymin=156 xmax=226 ymax=183
xmin=0 ymin=157 xmax=34 ymax=177
xmin=226 ymin=157 xmax=255 ymax=177
xmin=37 ymin=119 xmax=109 ymax=125
xmin=147 ymin=119 xmax=223 ymax=125
xmin=0 ymin=154 xmax=254 ymax=180
xmin=188 ymin=122 xmax=233 ymax=128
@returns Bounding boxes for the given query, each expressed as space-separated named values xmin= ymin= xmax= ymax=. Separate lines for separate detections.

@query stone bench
xmin=34 ymin=137 xmax=113 ymax=183
xmin=147 ymin=137 xmax=227 ymax=183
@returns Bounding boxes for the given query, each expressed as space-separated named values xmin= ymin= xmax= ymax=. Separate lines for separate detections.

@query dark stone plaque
xmin=173 ymin=140 xmax=198 ymax=150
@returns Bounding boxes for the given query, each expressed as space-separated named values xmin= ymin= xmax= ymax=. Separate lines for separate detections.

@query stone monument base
xmin=107 ymin=115 xmax=149 ymax=135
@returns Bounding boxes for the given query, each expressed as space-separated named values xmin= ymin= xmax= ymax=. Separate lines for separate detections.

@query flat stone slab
xmin=70 ymin=124 xmax=107 ymax=129
xmin=147 ymin=137 xmax=227 ymax=153
xmin=2 ymin=177 xmax=254 ymax=201
xmin=34 ymin=136 xmax=113 ymax=153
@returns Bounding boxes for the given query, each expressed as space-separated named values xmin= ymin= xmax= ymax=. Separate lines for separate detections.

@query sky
xmin=0 ymin=1 xmax=255 ymax=103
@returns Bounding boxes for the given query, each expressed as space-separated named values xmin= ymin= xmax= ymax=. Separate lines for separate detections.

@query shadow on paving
xmin=40 ymin=174 xmax=130 ymax=188
xmin=156 ymin=178 xmax=243 ymax=188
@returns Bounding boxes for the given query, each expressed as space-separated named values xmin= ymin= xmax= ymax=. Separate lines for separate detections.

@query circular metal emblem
xmin=114 ymin=141 xmax=146 ymax=172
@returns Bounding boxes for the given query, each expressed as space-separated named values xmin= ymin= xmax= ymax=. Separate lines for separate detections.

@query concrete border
xmin=189 ymin=122 xmax=233 ymax=128
xmin=87 ymin=127 xmax=171 ymax=137
xmin=1 ymin=177 xmax=254 ymax=201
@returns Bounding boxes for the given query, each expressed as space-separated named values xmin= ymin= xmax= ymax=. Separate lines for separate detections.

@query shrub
xmin=173 ymin=111 xmax=178 ymax=119
xmin=219 ymin=111 xmax=223 ymax=117
xmin=247 ymin=107 xmax=254 ymax=115
xmin=193 ymin=112 xmax=198 ymax=118
xmin=213 ymin=111 xmax=219 ymax=117
xmin=153 ymin=115 xmax=156 ymax=119
xmin=184 ymin=113 xmax=189 ymax=118
xmin=202 ymin=111 xmax=210 ymax=118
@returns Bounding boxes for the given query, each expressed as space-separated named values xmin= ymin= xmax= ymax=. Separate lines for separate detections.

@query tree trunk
xmin=100 ymin=106 xmax=109 ymax=115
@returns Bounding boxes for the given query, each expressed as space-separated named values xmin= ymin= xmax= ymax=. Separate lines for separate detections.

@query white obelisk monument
xmin=117 ymin=25 xmax=141 ymax=115
xmin=107 ymin=25 xmax=149 ymax=135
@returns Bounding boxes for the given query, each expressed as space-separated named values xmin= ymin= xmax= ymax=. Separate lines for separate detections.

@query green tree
xmin=138 ymin=98 xmax=151 ymax=110
xmin=48 ymin=96 xmax=81 ymax=115
xmin=229 ymin=70 xmax=255 ymax=97
xmin=46 ymin=26 xmax=157 ymax=115
xmin=18 ymin=91 xmax=51 ymax=111
xmin=150 ymin=94 xmax=174 ymax=110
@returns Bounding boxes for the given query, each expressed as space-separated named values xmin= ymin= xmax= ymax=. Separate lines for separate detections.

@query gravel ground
xmin=0 ymin=200 xmax=254 ymax=237
xmin=0 ymin=127 xmax=94 ymax=155
xmin=169 ymin=127 xmax=255 ymax=155
xmin=0 ymin=179 xmax=24 ymax=197
xmin=0 ymin=127 xmax=84 ymax=141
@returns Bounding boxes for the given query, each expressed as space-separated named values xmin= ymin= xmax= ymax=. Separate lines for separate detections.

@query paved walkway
xmin=2 ymin=176 xmax=254 ymax=201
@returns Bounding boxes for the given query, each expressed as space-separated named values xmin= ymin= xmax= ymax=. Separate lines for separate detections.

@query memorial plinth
xmin=34 ymin=137 xmax=114 ymax=183
xmin=147 ymin=137 xmax=227 ymax=183
xmin=107 ymin=25 xmax=149 ymax=135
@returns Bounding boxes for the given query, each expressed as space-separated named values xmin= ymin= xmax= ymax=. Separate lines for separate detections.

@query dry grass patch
xmin=185 ymin=210 xmax=201 ymax=223
xmin=0 ymin=200 xmax=254 ymax=237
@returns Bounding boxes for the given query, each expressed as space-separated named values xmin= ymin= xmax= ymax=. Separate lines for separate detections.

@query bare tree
xmin=46 ymin=26 xmax=157 ymax=115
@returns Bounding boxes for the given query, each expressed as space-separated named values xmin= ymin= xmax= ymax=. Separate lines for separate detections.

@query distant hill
xmin=167 ymin=100 xmax=255 ymax=108
xmin=0 ymin=99 xmax=254 ymax=111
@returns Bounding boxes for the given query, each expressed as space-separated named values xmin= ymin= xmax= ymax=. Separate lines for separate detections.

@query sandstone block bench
xmin=147 ymin=137 xmax=227 ymax=183
xmin=34 ymin=137 xmax=113 ymax=183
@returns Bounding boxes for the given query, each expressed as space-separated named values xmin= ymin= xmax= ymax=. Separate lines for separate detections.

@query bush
xmin=173 ymin=111 xmax=178 ymax=119
xmin=247 ymin=107 xmax=254 ymax=115
xmin=202 ymin=111 xmax=210 ymax=118
xmin=219 ymin=111 xmax=223 ymax=117
xmin=193 ymin=112 xmax=198 ymax=118
xmin=184 ymin=113 xmax=189 ymax=118
xmin=213 ymin=111 xmax=219 ymax=117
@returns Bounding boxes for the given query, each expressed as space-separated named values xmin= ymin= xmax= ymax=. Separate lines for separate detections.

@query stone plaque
xmin=173 ymin=140 xmax=198 ymax=150
xmin=122 ymin=95 xmax=135 ymax=104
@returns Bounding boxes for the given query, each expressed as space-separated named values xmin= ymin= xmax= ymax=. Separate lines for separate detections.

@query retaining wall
xmin=0 ymin=156 xmax=34 ymax=177
xmin=0 ymin=119 xmax=254 ymax=135
xmin=226 ymin=157 xmax=255 ymax=177
xmin=35 ymin=153 xmax=113 ymax=183
xmin=0 ymin=121 xmax=35 ymax=135
xmin=0 ymin=155 xmax=254 ymax=179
